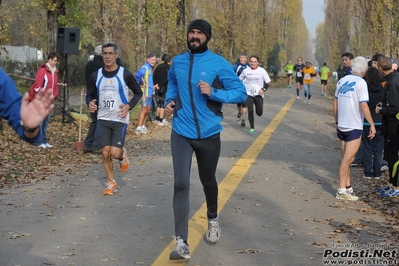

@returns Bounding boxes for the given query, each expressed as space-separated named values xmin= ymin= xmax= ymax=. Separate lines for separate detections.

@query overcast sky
xmin=302 ymin=0 xmax=325 ymax=39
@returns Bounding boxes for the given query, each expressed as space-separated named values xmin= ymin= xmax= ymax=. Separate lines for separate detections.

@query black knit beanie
xmin=187 ymin=19 xmax=212 ymax=41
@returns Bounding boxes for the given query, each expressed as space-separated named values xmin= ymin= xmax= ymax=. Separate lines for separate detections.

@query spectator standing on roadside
xmin=375 ymin=55 xmax=399 ymax=197
xmin=83 ymin=45 xmax=105 ymax=154
xmin=29 ymin=52 xmax=59 ymax=149
xmin=153 ymin=53 xmax=172 ymax=126
xmin=271 ymin=65 xmax=278 ymax=81
xmin=391 ymin=59 xmax=398 ymax=71
xmin=344 ymin=52 xmax=363 ymax=168
xmin=164 ymin=19 xmax=247 ymax=260
xmin=337 ymin=65 xmax=343 ymax=80
xmin=370 ymin=54 xmax=383 ymax=68
xmin=341 ymin=52 xmax=353 ymax=79
xmin=352 ymin=53 xmax=383 ymax=168
xmin=361 ymin=67 xmax=385 ymax=180
xmin=333 ymin=56 xmax=376 ymax=201
xmin=369 ymin=53 xmax=389 ymax=172
xmin=135 ymin=53 xmax=159 ymax=134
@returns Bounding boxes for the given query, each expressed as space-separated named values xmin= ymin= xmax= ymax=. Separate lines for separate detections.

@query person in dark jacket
xmin=164 ymin=19 xmax=247 ymax=260
xmin=375 ymin=55 xmax=399 ymax=197
xmin=341 ymin=52 xmax=353 ymax=79
xmin=83 ymin=46 xmax=104 ymax=154
xmin=361 ymin=67 xmax=386 ymax=179
xmin=153 ymin=53 xmax=172 ymax=126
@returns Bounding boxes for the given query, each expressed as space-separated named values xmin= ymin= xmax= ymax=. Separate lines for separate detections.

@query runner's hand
xmin=165 ymin=101 xmax=175 ymax=116
xmin=89 ymin=99 xmax=98 ymax=113
xmin=198 ymin=80 xmax=211 ymax=96
xmin=118 ymin=103 xmax=130 ymax=118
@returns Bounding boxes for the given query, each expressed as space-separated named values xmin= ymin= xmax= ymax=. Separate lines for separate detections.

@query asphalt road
xmin=0 ymin=82 xmax=396 ymax=266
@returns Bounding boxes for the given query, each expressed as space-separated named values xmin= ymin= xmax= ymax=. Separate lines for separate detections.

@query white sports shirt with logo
xmin=239 ymin=67 xmax=271 ymax=97
xmin=96 ymin=67 xmax=130 ymax=124
xmin=335 ymin=74 xmax=369 ymax=131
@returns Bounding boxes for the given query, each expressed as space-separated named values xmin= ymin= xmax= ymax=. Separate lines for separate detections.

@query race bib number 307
xmin=101 ymin=91 xmax=118 ymax=111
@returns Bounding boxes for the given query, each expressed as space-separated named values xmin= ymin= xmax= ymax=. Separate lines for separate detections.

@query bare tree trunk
xmin=135 ymin=0 xmax=147 ymax=67
xmin=47 ymin=11 xmax=58 ymax=55
xmin=48 ymin=1 xmax=67 ymax=113
xmin=176 ymin=0 xmax=186 ymax=52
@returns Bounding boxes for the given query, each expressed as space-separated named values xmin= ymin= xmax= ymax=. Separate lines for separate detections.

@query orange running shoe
xmin=103 ymin=180 xmax=117 ymax=195
xmin=119 ymin=147 xmax=129 ymax=172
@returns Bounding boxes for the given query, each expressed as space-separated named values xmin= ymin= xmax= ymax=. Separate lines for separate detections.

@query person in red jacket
xmin=30 ymin=52 xmax=59 ymax=148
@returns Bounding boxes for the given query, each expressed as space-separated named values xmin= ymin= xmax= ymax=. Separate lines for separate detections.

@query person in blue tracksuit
xmin=0 ymin=67 xmax=54 ymax=144
xmin=164 ymin=19 xmax=247 ymax=260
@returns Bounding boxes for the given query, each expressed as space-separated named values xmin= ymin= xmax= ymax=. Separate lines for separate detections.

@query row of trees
xmin=0 ymin=0 xmax=312 ymax=79
xmin=315 ymin=0 xmax=399 ymax=71
xmin=5 ymin=1 xmax=399 ymax=81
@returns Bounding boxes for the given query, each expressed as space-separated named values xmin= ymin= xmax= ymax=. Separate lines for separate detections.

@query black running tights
xmin=247 ymin=95 xmax=264 ymax=129
xmin=171 ymin=130 xmax=221 ymax=242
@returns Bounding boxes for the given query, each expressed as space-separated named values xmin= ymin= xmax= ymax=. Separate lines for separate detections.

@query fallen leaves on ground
xmin=322 ymin=169 xmax=399 ymax=248
xmin=0 ymin=116 xmax=168 ymax=190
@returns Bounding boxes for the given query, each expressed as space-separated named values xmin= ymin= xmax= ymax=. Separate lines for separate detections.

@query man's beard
xmin=187 ymin=37 xmax=208 ymax=53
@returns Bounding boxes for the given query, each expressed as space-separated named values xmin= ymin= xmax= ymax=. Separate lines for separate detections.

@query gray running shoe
xmin=169 ymin=236 xmax=190 ymax=260
xmin=206 ymin=217 xmax=221 ymax=243
xmin=335 ymin=191 xmax=358 ymax=201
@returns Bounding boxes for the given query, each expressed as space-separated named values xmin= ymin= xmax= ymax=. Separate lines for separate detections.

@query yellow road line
xmin=151 ymin=96 xmax=296 ymax=265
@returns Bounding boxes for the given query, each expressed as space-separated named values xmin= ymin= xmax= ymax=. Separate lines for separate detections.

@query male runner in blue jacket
xmin=164 ymin=19 xmax=247 ymax=260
